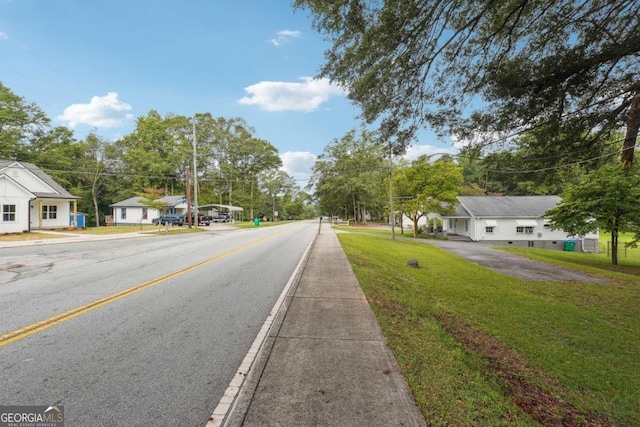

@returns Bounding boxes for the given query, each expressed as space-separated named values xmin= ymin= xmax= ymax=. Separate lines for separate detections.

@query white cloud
xmin=0 ymin=31 xmax=7 ymax=39
xmin=239 ymin=77 xmax=345 ymax=112
xmin=270 ymin=29 xmax=302 ymax=46
xmin=281 ymin=151 xmax=317 ymax=189
xmin=58 ymin=92 xmax=133 ymax=128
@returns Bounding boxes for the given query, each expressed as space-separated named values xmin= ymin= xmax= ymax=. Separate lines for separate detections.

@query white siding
xmin=1 ymin=164 xmax=56 ymax=194
xmin=471 ymin=218 xmax=597 ymax=242
xmin=400 ymin=213 xmax=428 ymax=229
xmin=1 ymin=202 xmax=29 ymax=233
xmin=113 ymin=207 xmax=161 ymax=225
xmin=0 ymin=176 xmax=32 ymax=233
xmin=30 ymin=200 xmax=72 ymax=229
xmin=173 ymin=202 xmax=189 ymax=215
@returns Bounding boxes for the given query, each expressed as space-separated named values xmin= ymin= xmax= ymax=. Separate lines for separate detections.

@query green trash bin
xmin=563 ymin=240 xmax=575 ymax=251
xmin=253 ymin=218 xmax=260 ymax=226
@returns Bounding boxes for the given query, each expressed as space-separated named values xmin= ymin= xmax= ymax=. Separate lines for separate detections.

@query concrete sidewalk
xmin=223 ymin=227 xmax=427 ymax=426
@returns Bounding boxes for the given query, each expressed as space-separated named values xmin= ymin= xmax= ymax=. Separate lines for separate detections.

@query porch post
xmin=38 ymin=200 xmax=43 ymax=229
xmin=73 ymin=200 xmax=78 ymax=228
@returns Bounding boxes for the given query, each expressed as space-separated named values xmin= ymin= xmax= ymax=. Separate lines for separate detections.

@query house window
xmin=2 ymin=205 xmax=16 ymax=221
xmin=121 ymin=208 xmax=127 ymax=220
xmin=516 ymin=226 xmax=534 ymax=234
xmin=485 ymin=226 xmax=494 ymax=233
xmin=42 ymin=205 xmax=57 ymax=220
xmin=142 ymin=207 xmax=148 ymax=220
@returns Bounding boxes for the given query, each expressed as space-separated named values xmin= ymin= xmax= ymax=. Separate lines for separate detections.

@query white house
xmin=109 ymin=195 xmax=191 ymax=225
xmin=442 ymin=196 xmax=599 ymax=252
xmin=400 ymin=211 xmax=441 ymax=230
xmin=0 ymin=160 xmax=81 ymax=233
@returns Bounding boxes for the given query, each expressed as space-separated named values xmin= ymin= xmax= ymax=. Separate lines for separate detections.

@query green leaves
xmin=545 ymin=164 xmax=640 ymax=264
xmin=393 ymin=156 xmax=462 ymax=237
xmin=0 ymin=82 xmax=50 ymax=159
xmin=310 ymin=129 xmax=387 ymax=220
xmin=297 ymin=0 xmax=640 ymax=165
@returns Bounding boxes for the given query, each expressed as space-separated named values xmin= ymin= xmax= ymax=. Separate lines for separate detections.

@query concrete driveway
xmin=424 ymin=240 xmax=608 ymax=283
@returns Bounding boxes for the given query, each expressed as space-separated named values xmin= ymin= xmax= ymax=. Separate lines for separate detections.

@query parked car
xmin=156 ymin=214 xmax=184 ymax=226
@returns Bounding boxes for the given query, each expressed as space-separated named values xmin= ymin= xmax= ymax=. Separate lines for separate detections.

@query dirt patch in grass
xmin=437 ymin=313 xmax=613 ymax=427
xmin=366 ymin=294 xmax=403 ymax=313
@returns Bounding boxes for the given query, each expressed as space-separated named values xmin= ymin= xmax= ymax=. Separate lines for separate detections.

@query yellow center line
xmin=0 ymin=229 xmax=286 ymax=348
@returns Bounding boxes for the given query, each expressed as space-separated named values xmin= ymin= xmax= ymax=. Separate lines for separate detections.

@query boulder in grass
xmin=406 ymin=259 xmax=419 ymax=268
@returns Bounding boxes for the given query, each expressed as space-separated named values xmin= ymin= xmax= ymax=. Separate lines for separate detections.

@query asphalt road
xmin=424 ymin=239 xmax=608 ymax=283
xmin=0 ymin=221 xmax=318 ymax=426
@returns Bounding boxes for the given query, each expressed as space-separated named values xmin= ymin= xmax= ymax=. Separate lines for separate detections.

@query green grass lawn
xmin=337 ymin=233 xmax=640 ymax=426
xmin=231 ymin=220 xmax=297 ymax=229
xmin=73 ymin=225 xmax=205 ymax=235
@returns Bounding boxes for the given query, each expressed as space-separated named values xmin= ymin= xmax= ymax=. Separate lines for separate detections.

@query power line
xmin=485 ymin=144 xmax=634 ymax=174
xmin=33 ymin=164 xmax=310 ymax=185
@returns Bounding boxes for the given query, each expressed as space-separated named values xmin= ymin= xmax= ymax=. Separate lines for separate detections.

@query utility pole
xmin=389 ymin=144 xmax=395 ymax=240
xmin=192 ymin=115 xmax=199 ymax=225
xmin=186 ymin=166 xmax=192 ymax=228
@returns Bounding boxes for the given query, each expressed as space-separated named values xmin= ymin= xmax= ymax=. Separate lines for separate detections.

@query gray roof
xmin=110 ymin=197 xmax=149 ymax=208
xmin=446 ymin=196 xmax=561 ymax=218
xmin=159 ymin=195 xmax=187 ymax=206
xmin=110 ymin=195 xmax=186 ymax=208
xmin=0 ymin=160 xmax=80 ymax=199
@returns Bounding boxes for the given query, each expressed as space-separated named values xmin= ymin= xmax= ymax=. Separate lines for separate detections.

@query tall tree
xmin=296 ymin=1 xmax=640 ymax=166
xmin=393 ymin=156 xmax=462 ymax=237
xmin=545 ymin=165 xmax=640 ymax=265
xmin=26 ymin=126 xmax=82 ymax=189
xmin=208 ymin=116 xmax=255 ymax=206
xmin=260 ymin=170 xmax=297 ymax=221
xmin=235 ymin=137 xmax=282 ymax=219
xmin=0 ymin=82 xmax=50 ymax=159
xmin=310 ymin=129 xmax=387 ymax=221
xmin=116 ymin=110 xmax=192 ymax=193
xmin=78 ymin=132 xmax=110 ymax=227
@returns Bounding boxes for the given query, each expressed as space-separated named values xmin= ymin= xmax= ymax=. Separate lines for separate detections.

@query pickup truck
xmin=153 ymin=215 xmax=184 ymax=226
xmin=186 ymin=213 xmax=211 ymax=226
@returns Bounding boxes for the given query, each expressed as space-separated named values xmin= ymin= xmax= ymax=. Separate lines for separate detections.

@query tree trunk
xmin=352 ymin=195 xmax=357 ymax=222
xmin=91 ymin=168 xmax=102 ymax=227
xmin=362 ymin=202 xmax=367 ymax=223
xmin=93 ymin=193 xmax=100 ymax=227
xmin=621 ymin=87 xmax=640 ymax=167
xmin=272 ymin=195 xmax=276 ymax=221
xmin=412 ymin=214 xmax=418 ymax=238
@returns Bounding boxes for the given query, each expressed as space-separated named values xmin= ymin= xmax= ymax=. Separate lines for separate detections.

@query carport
xmin=199 ymin=204 xmax=244 ymax=222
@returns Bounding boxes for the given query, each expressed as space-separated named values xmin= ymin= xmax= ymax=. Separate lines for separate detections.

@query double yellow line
xmin=0 ymin=230 xmax=283 ymax=348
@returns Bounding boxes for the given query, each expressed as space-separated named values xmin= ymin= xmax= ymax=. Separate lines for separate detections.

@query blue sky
xmin=0 ymin=0 xmax=456 ymax=187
